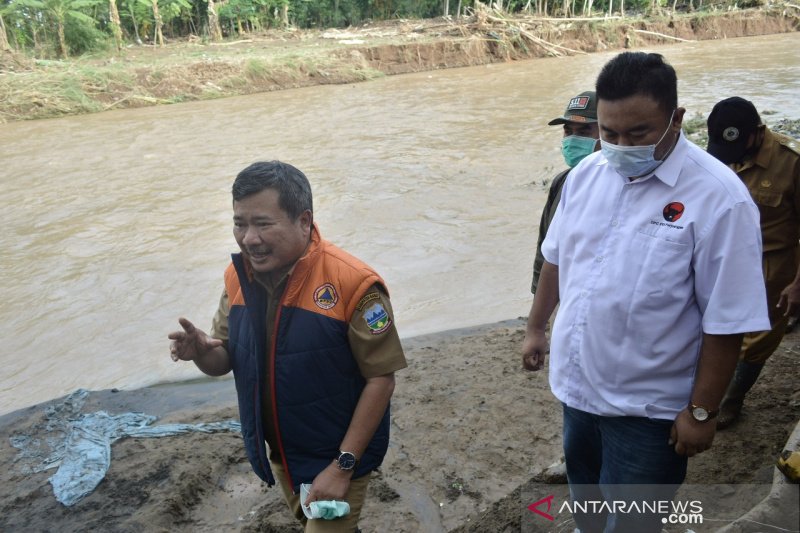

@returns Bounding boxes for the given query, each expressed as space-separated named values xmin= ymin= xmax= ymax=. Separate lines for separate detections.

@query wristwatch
xmin=335 ymin=451 xmax=358 ymax=471
xmin=688 ymin=402 xmax=719 ymax=422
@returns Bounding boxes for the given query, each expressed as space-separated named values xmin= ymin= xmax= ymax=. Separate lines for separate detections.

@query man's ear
xmin=299 ymin=209 xmax=313 ymax=233
xmin=672 ymin=107 xmax=686 ymax=131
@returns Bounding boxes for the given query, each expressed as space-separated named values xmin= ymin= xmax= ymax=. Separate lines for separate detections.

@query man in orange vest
xmin=169 ymin=160 xmax=407 ymax=532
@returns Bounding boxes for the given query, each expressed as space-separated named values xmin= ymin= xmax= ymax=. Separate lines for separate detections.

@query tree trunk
xmin=207 ymin=0 xmax=223 ymax=41
xmin=443 ymin=0 xmax=449 ymax=16
xmin=619 ymin=0 xmax=624 ymax=15
xmin=0 ymin=15 xmax=11 ymax=51
xmin=281 ymin=3 xmax=288 ymax=27
xmin=607 ymin=0 xmax=613 ymax=16
xmin=152 ymin=0 xmax=164 ymax=46
xmin=108 ymin=0 xmax=123 ymax=51
xmin=57 ymin=20 xmax=68 ymax=58
xmin=128 ymin=2 xmax=143 ymax=44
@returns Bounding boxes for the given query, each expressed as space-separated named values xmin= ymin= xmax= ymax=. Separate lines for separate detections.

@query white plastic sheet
xmin=10 ymin=389 xmax=240 ymax=506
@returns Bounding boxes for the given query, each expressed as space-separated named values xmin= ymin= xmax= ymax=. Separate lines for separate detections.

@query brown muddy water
xmin=1 ymin=33 xmax=798 ymax=415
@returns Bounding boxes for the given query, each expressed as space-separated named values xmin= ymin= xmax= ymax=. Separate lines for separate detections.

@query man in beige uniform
xmin=706 ymin=97 xmax=800 ymax=429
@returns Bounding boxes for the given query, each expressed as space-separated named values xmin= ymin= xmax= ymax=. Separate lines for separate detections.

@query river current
xmin=1 ymin=33 xmax=798 ymax=415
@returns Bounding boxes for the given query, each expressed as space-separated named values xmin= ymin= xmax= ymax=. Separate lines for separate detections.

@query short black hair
xmin=596 ymin=52 xmax=678 ymax=113
xmin=232 ymin=161 xmax=312 ymax=220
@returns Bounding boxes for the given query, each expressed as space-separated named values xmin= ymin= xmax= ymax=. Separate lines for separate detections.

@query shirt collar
xmin=647 ymin=131 xmax=687 ymax=187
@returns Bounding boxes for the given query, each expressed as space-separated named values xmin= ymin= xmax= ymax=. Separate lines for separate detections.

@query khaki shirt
xmin=731 ymin=128 xmax=800 ymax=253
xmin=210 ymin=276 xmax=406 ymax=452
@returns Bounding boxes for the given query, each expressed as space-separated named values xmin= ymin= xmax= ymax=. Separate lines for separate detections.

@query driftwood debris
xmin=631 ymin=29 xmax=694 ymax=42
xmin=463 ymin=2 xmax=590 ymax=57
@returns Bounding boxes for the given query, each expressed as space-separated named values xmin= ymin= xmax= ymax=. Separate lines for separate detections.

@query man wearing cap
xmin=531 ymin=90 xmax=600 ymax=293
xmin=706 ymin=97 xmax=800 ymax=429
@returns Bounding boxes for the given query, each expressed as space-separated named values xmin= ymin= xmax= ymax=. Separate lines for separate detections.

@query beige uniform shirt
xmin=732 ymin=128 xmax=800 ymax=253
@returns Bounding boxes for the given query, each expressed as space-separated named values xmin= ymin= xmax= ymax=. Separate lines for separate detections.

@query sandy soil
xmin=1 ymin=318 xmax=798 ymax=532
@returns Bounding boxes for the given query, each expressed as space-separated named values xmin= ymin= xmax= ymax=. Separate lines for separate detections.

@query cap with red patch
xmin=548 ymin=91 xmax=598 ymax=125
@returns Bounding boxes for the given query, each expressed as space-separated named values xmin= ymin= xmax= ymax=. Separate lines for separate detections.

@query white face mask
xmin=601 ymin=110 xmax=676 ymax=178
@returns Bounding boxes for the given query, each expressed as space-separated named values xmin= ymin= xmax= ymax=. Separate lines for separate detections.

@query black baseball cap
xmin=706 ymin=97 xmax=761 ymax=164
xmin=548 ymin=91 xmax=598 ymax=125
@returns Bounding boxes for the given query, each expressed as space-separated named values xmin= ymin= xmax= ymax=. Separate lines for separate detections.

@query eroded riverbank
xmin=1 ymin=6 xmax=798 ymax=122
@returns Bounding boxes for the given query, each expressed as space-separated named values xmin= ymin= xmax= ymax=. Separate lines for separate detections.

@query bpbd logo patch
xmin=313 ymin=283 xmax=338 ymax=310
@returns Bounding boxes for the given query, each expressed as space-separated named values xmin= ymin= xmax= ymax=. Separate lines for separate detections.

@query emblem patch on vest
xmin=314 ymin=283 xmax=338 ymax=310
xmin=364 ymin=302 xmax=392 ymax=335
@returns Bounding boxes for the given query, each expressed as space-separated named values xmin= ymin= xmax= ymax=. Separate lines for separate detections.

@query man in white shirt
xmin=521 ymin=52 xmax=769 ymax=532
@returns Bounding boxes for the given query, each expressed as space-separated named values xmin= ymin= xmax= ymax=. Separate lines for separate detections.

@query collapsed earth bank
xmin=0 ymin=7 xmax=798 ymax=122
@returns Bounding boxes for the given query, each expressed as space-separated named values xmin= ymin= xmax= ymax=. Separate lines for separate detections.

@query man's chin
xmin=246 ymin=256 xmax=274 ymax=272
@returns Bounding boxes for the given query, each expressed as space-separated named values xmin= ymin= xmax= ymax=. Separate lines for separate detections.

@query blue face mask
xmin=561 ymin=135 xmax=597 ymax=168
xmin=600 ymin=110 xmax=676 ymax=178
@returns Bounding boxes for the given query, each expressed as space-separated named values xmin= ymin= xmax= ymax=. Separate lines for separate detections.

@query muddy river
xmin=1 ymin=33 xmax=798 ymax=415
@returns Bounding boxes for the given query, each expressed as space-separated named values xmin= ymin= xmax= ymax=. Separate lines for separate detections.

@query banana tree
xmin=208 ymin=0 xmax=224 ymax=40
xmin=108 ymin=0 xmax=123 ymax=50
xmin=0 ymin=9 xmax=10 ymax=50
xmin=153 ymin=0 xmax=191 ymax=44
xmin=14 ymin=0 xmax=101 ymax=57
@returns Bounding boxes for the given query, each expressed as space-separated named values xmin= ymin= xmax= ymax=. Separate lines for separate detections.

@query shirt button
xmin=611 ymin=219 xmax=619 ymax=227
xmin=596 ymin=256 xmax=604 ymax=263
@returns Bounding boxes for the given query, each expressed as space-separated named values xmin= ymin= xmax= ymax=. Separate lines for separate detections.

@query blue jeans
xmin=562 ymin=404 xmax=687 ymax=533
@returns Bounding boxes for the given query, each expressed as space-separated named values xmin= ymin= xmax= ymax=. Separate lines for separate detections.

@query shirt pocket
xmin=753 ymin=189 xmax=782 ymax=208
xmin=627 ymin=231 xmax=691 ymax=302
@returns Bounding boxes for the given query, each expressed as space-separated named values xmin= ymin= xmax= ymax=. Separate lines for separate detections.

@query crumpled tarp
xmin=10 ymin=388 xmax=240 ymax=506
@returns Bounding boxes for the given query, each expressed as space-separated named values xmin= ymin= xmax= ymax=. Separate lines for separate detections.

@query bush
xmin=65 ymin=16 xmax=111 ymax=55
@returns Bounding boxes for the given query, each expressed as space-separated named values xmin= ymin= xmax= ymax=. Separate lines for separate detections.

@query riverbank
xmin=2 ymin=319 xmax=798 ymax=531
xmin=0 ymin=5 xmax=798 ymax=123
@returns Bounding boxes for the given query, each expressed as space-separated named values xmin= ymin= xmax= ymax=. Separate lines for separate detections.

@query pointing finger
xmin=178 ymin=317 xmax=196 ymax=334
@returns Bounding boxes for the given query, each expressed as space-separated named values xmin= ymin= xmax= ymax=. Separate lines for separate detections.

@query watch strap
xmin=689 ymin=402 xmax=719 ymax=421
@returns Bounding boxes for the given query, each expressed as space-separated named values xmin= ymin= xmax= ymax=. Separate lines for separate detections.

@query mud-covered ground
xmin=1 ymin=319 xmax=798 ymax=532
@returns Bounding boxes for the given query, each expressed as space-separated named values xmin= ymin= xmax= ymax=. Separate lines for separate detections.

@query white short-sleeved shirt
xmin=541 ymin=133 xmax=770 ymax=420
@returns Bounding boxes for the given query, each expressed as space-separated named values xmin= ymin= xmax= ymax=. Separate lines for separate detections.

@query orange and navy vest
xmin=224 ymin=227 xmax=391 ymax=492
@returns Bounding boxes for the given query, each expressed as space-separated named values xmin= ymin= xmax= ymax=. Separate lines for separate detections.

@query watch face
xmin=692 ymin=406 xmax=709 ymax=422
xmin=337 ymin=452 xmax=356 ymax=470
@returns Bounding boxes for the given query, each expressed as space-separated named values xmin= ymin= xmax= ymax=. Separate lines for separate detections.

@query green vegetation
xmin=0 ymin=0 xmax=769 ymax=59
xmin=0 ymin=1 xmax=794 ymax=123
xmin=682 ymin=111 xmax=708 ymax=147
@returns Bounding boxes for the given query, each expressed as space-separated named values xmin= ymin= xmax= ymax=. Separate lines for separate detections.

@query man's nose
xmin=617 ymin=136 xmax=635 ymax=146
xmin=242 ymin=226 xmax=261 ymax=245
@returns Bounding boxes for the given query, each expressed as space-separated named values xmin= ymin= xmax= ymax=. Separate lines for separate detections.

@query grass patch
xmin=244 ymin=58 xmax=270 ymax=80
